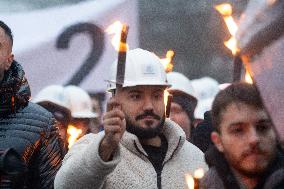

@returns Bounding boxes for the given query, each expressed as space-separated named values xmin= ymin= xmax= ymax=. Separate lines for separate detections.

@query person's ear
xmin=211 ymin=131 xmax=224 ymax=152
xmin=4 ymin=54 xmax=14 ymax=71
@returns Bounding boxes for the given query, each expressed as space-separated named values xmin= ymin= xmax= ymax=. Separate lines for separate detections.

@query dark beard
xmin=226 ymin=147 xmax=276 ymax=179
xmin=126 ymin=111 xmax=165 ymax=139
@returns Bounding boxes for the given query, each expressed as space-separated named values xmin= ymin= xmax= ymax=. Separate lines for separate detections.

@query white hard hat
xmin=191 ymin=77 xmax=219 ymax=100
xmin=218 ymin=83 xmax=231 ymax=90
xmin=167 ymin=72 xmax=197 ymax=99
xmin=107 ymin=48 xmax=170 ymax=90
xmin=32 ymin=85 xmax=69 ymax=109
xmin=64 ymin=85 xmax=97 ymax=118
xmin=194 ymin=97 xmax=214 ymax=119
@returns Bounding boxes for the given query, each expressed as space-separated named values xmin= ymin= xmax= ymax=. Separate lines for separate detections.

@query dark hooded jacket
xmin=191 ymin=111 xmax=214 ymax=152
xmin=0 ymin=61 xmax=63 ymax=188
xmin=200 ymin=146 xmax=284 ymax=189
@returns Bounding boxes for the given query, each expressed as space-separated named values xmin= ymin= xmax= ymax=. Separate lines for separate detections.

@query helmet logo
xmin=142 ymin=64 xmax=156 ymax=75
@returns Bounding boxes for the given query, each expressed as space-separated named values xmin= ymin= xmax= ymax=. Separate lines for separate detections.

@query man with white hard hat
xmin=167 ymin=71 xmax=198 ymax=140
xmin=191 ymin=77 xmax=219 ymax=119
xmin=64 ymin=85 xmax=98 ymax=137
xmin=33 ymin=85 xmax=71 ymax=149
xmin=55 ymin=48 xmax=207 ymax=189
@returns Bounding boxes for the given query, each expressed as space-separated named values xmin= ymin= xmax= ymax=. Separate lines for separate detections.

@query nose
xmin=248 ymin=128 xmax=260 ymax=146
xmin=143 ymin=96 xmax=154 ymax=111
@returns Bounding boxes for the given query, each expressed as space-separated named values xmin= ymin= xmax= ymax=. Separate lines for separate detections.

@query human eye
xmin=129 ymin=93 xmax=141 ymax=100
xmin=256 ymin=121 xmax=272 ymax=133
xmin=230 ymin=125 xmax=244 ymax=135
xmin=151 ymin=90 xmax=163 ymax=100
xmin=154 ymin=92 xmax=163 ymax=100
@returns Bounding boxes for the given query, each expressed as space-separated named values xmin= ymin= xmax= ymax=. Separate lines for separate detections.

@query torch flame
xmin=161 ymin=50 xmax=175 ymax=73
xmin=245 ymin=70 xmax=253 ymax=84
xmin=215 ymin=3 xmax=239 ymax=55
xmin=185 ymin=173 xmax=194 ymax=189
xmin=67 ymin=125 xmax=82 ymax=149
xmin=164 ymin=90 xmax=170 ymax=114
xmin=194 ymin=168 xmax=205 ymax=179
xmin=106 ymin=21 xmax=129 ymax=52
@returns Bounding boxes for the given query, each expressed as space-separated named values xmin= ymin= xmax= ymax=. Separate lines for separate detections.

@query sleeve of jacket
xmin=54 ymin=132 xmax=121 ymax=189
xmin=38 ymin=118 xmax=65 ymax=189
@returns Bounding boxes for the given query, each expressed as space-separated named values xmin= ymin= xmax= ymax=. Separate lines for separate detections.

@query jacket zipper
xmin=134 ymin=137 xmax=182 ymax=189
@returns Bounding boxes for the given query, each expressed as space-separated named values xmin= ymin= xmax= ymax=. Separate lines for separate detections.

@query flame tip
xmin=216 ymin=3 xmax=239 ymax=55
xmin=106 ymin=21 xmax=129 ymax=52
xmin=67 ymin=125 xmax=83 ymax=149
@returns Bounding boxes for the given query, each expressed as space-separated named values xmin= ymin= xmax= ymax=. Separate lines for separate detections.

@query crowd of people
xmin=0 ymin=0 xmax=284 ymax=188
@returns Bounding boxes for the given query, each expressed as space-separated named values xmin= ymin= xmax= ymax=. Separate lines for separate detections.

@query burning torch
xmin=161 ymin=50 xmax=175 ymax=73
xmin=161 ymin=50 xmax=175 ymax=118
xmin=67 ymin=125 xmax=83 ymax=149
xmin=215 ymin=3 xmax=254 ymax=84
xmin=106 ymin=21 xmax=129 ymax=93
xmin=215 ymin=3 xmax=243 ymax=82
xmin=185 ymin=168 xmax=205 ymax=189
xmin=116 ymin=24 xmax=129 ymax=89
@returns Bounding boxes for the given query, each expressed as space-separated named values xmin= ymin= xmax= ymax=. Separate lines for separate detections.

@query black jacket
xmin=200 ymin=146 xmax=284 ymax=189
xmin=191 ymin=111 xmax=214 ymax=153
xmin=0 ymin=61 xmax=63 ymax=188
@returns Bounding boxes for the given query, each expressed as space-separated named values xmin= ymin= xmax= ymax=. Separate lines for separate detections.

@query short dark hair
xmin=0 ymin=20 xmax=13 ymax=46
xmin=212 ymin=82 xmax=265 ymax=132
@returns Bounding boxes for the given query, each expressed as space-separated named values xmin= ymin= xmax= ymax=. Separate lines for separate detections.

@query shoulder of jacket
xmin=201 ymin=167 xmax=224 ymax=188
xmin=18 ymin=102 xmax=56 ymax=130
xmin=183 ymin=140 xmax=204 ymax=155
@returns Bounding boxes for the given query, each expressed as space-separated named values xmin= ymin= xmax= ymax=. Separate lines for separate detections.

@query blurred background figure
xmin=64 ymin=85 xmax=98 ymax=148
xmin=88 ymin=92 xmax=104 ymax=133
xmin=192 ymin=77 xmax=219 ymax=120
xmin=167 ymin=72 xmax=198 ymax=141
xmin=33 ymin=85 xmax=71 ymax=152
xmin=191 ymin=83 xmax=231 ymax=153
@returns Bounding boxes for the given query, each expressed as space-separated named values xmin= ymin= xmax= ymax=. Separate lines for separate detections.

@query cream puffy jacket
xmin=55 ymin=119 xmax=208 ymax=189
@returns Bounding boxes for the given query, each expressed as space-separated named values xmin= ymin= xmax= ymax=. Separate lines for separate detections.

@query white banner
xmin=0 ymin=0 xmax=138 ymax=96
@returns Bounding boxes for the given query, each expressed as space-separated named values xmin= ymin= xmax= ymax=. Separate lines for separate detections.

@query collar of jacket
xmin=0 ymin=60 xmax=31 ymax=115
xmin=256 ymin=149 xmax=284 ymax=189
xmin=205 ymin=145 xmax=284 ymax=189
xmin=120 ymin=118 xmax=186 ymax=164
xmin=205 ymin=146 xmax=241 ymax=189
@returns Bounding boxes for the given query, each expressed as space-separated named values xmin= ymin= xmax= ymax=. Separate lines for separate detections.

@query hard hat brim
xmin=71 ymin=111 xmax=98 ymax=119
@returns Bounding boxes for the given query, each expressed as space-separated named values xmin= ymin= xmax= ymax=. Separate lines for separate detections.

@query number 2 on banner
xmin=56 ymin=22 xmax=105 ymax=85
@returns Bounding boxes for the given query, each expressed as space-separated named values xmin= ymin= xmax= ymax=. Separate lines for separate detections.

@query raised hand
xmin=99 ymin=97 xmax=126 ymax=161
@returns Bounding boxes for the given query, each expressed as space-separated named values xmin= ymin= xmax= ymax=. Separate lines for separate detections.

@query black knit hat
xmin=171 ymin=91 xmax=197 ymax=121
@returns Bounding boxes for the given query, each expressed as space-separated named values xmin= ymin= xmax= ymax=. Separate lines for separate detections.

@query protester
xmin=200 ymin=83 xmax=284 ymax=189
xmin=0 ymin=20 xmax=63 ymax=188
xmin=33 ymin=85 xmax=71 ymax=152
xmin=191 ymin=84 xmax=231 ymax=153
xmin=64 ymin=85 xmax=98 ymax=135
xmin=167 ymin=71 xmax=198 ymax=140
xmin=55 ymin=48 xmax=207 ymax=189
xmin=88 ymin=92 xmax=104 ymax=132
xmin=191 ymin=77 xmax=219 ymax=120
xmin=191 ymin=111 xmax=214 ymax=153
